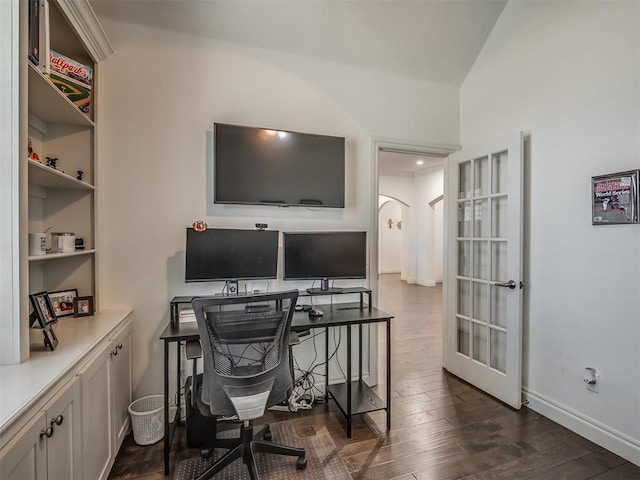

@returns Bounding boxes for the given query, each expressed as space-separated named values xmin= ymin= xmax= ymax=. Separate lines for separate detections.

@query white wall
xmin=378 ymin=200 xmax=403 ymax=273
xmin=415 ymin=168 xmax=444 ymax=286
xmin=379 ymin=176 xmax=416 ymax=282
xmin=379 ymin=170 xmax=444 ymax=286
xmin=98 ymin=19 xmax=459 ymax=398
xmin=461 ymin=0 xmax=640 ymax=464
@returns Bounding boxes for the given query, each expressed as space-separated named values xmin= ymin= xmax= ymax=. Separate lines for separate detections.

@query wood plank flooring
xmin=108 ymin=274 xmax=640 ymax=479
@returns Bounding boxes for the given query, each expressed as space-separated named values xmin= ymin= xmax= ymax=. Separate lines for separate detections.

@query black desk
xmin=160 ymin=293 xmax=392 ymax=475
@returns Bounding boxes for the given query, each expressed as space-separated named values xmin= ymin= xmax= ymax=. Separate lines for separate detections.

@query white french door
xmin=444 ymin=132 xmax=524 ymax=409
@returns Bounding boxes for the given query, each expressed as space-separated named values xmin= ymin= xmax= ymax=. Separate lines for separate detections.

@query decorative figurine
xmin=27 ymin=138 xmax=40 ymax=162
xmin=77 ymin=170 xmax=84 ymax=181
xmin=46 ymin=157 xmax=59 ymax=169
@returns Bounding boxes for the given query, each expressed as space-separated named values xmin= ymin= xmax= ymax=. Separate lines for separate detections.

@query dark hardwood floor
xmin=109 ymin=274 xmax=640 ymax=479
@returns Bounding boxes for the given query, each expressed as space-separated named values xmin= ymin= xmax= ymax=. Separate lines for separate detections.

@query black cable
xmin=334 ymin=326 xmax=347 ymax=381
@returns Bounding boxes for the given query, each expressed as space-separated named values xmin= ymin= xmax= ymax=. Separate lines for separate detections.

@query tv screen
xmin=283 ymin=231 xmax=367 ymax=280
xmin=185 ymin=228 xmax=279 ymax=282
xmin=214 ymin=123 xmax=345 ymax=208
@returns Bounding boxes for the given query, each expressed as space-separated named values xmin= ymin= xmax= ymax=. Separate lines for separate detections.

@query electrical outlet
xmin=584 ymin=367 xmax=599 ymax=392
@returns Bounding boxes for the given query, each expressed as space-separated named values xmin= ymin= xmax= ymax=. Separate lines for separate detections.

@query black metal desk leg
xmin=358 ymin=324 xmax=363 ymax=382
xmin=176 ymin=341 xmax=182 ymax=426
xmin=325 ymin=326 xmax=329 ymax=403
xmin=163 ymin=340 xmax=169 ymax=475
xmin=346 ymin=324 xmax=352 ymax=438
xmin=386 ymin=319 xmax=391 ymax=431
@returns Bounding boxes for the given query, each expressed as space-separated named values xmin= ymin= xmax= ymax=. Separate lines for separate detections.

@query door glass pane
xmin=473 ymin=199 xmax=489 ymax=238
xmin=472 ymin=241 xmax=488 ymax=279
xmin=458 ymin=279 xmax=470 ymax=317
xmin=458 ymin=241 xmax=470 ymax=277
xmin=474 ymin=156 xmax=489 ymax=197
xmin=459 ymin=161 xmax=472 ymax=199
xmin=473 ymin=282 xmax=488 ymax=323
xmin=472 ymin=323 xmax=487 ymax=365
xmin=458 ymin=201 xmax=472 ymax=237
xmin=491 ymin=241 xmax=507 ymax=282
xmin=492 ymin=150 xmax=508 ymax=194
xmin=492 ymin=196 xmax=508 ymax=238
xmin=457 ymin=317 xmax=470 ymax=356
xmin=490 ymin=329 xmax=507 ymax=373
xmin=490 ymin=285 xmax=507 ymax=328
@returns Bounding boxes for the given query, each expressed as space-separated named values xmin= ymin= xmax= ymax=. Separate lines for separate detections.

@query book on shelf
xmin=47 ymin=50 xmax=93 ymax=114
xmin=38 ymin=0 xmax=50 ymax=74
xmin=28 ymin=0 xmax=39 ymax=65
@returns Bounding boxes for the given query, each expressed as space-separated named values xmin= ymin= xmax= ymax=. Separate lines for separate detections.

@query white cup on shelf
xmin=28 ymin=233 xmax=47 ymax=256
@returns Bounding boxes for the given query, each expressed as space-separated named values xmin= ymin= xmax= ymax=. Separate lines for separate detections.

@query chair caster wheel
xmin=263 ymin=431 xmax=272 ymax=441
xmin=296 ymin=456 xmax=307 ymax=470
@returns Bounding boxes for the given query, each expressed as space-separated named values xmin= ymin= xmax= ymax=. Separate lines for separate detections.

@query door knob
xmin=495 ymin=280 xmax=517 ymax=289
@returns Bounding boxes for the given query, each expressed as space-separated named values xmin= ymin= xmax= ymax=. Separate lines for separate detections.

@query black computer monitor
xmin=283 ymin=231 xmax=367 ymax=292
xmin=185 ymin=228 xmax=279 ymax=282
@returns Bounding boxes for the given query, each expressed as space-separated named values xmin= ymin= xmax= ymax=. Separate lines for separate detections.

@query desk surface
xmin=170 ymin=287 xmax=371 ymax=306
xmin=160 ymin=302 xmax=393 ymax=341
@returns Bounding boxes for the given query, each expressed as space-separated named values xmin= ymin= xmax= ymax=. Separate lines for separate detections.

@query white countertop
xmin=0 ymin=309 xmax=132 ymax=437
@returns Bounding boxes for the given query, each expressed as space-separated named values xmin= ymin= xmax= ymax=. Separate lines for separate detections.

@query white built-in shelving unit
xmin=19 ymin=0 xmax=113 ymax=361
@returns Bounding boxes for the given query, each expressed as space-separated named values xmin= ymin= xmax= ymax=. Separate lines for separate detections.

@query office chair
xmin=191 ymin=290 xmax=307 ymax=480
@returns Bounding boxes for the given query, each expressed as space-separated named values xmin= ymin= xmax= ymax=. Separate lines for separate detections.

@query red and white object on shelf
xmin=47 ymin=50 xmax=93 ymax=114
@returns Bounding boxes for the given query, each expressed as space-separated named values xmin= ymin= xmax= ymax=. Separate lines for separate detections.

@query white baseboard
xmin=379 ymin=268 xmax=401 ymax=274
xmin=523 ymin=387 xmax=640 ymax=466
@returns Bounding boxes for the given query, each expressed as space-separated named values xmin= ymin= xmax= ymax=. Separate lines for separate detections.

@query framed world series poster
xmin=591 ymin=170 xmax=639 ymax=225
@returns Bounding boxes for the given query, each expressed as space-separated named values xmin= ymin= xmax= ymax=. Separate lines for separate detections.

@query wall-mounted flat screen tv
xmin=214 ymin=123 xmax=345 ymax=208
xmin=283 ymin=231 xmax=367 ymax=283
xmin=185 ymin=228 xmax=279 ymax=282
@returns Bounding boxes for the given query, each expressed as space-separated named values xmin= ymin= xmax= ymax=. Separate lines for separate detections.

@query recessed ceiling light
xmin=416 ymin=160 xmax=424 ymax=166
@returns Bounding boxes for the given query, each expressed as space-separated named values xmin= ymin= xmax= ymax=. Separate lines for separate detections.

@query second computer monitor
xmin=283 ymin=231 xmax=367 ymax=292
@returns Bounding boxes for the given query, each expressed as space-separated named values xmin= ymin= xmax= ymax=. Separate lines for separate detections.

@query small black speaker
xmin=185 ymin=375 xmax=218 ymax=448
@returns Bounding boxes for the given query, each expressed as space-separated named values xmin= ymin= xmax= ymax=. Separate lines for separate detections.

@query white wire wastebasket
xmin=128 ymin=394 xmax=164 ymax=445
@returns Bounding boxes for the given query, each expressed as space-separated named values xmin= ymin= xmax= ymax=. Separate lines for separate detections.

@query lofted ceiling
xmin=90 ymin=0 xmax=506 ymax=175
xmin=90 ymin=0 xmax=507 ymax=86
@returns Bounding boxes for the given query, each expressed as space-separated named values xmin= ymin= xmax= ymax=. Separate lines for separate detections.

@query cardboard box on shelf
xmin=47 ymin=50 xmax=93 ymax=114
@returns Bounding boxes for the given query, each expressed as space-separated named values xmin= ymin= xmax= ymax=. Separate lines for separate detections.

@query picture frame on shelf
xmin=74 ymin=295 xmax=94 ymax=317
xmin=29 ymin=291 xmax=57 ymax=327
xmin=29 ymin=291 xmax=59 ymax=351
xmin=48 ymin=288 xmax=78 ymax=318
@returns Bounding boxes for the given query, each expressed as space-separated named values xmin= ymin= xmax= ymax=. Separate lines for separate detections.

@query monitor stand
xmin=306 ymin=278 xmax=344 ymax=295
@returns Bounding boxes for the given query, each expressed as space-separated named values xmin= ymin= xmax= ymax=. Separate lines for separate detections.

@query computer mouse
xmin=308 ymin=308 xmax=324 ymax=318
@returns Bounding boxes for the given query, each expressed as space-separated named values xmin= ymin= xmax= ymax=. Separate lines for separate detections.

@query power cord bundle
xmin=288 ymin=327 xmax=343 ymax=412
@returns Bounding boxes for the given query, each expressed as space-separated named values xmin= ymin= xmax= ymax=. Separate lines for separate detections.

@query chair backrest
xmin=192 ymin=290 xmax=299 ymax=420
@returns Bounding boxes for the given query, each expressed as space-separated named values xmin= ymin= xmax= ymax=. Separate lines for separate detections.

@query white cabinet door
xmin=46 ymin=377 xmax=82 ymax=480
xmin=79 ymin=345 xmax=112 ymax=480
xmin=0 ymin=411 xmax=47 ymax=480
xmin=110 ymin=321 xmax=132 ymax=454
xmin=0 ymin=377 xmax=81 ymax=480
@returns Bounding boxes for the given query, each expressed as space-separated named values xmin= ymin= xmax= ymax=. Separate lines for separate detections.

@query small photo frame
xmin=74 ymin=295 xmax=94 ymax=317
xmin=592 ymin=170 xmax=639 ymax=225
xmin=48 ymin=288 xmax=78 ymax=318
xmin=29 ymin=291 xmax=57 ymax=327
